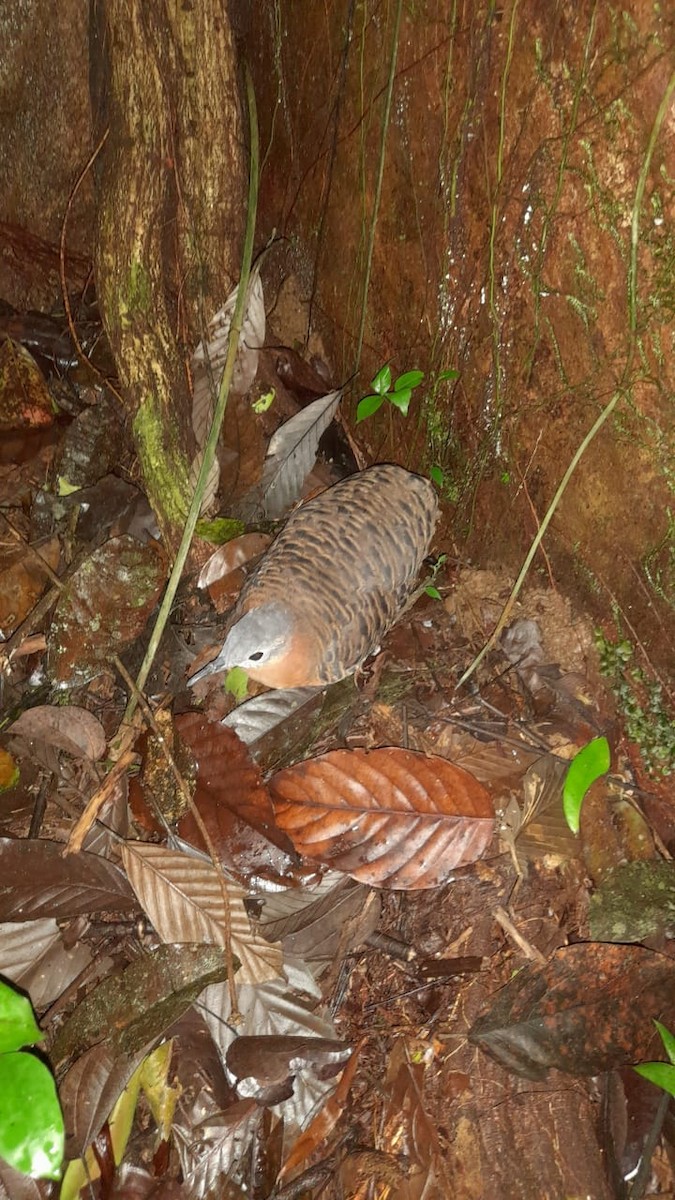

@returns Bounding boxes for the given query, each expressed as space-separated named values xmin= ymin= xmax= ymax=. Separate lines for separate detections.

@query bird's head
xmin=187 ymin=604 xmax=293 ymax=687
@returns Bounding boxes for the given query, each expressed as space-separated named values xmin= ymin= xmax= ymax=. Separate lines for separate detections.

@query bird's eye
xmin=249 ymin=651 xmax=264 ymax=661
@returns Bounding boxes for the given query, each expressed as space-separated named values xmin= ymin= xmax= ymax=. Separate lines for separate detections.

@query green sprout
xmin=634 ymin=1021 xmax=675 ymax=1099
xmin=356 ymin=364 xmax=425 ymax=423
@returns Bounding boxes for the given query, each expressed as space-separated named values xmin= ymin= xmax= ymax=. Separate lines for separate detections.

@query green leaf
xmin=425 ymin=586 xmax=442 ymax=600
xmin=655 ymin=1020 xmax=675 ymax=1066
xmin=387 ymin=388 xmax=412 ymax=415
xmin=562 ymin=736 xmax=611 ymax=834
xmin=225 ymin=667 xmax=249 ymax=702
xmin=251 ymin=388 xmax=275 ymax=414
xmin=0 ymin=981 xmax=43 ymax=1055
xmin=437 ymin=368 xmax=459 ymax=382
xmin=429 ymin=465 xmax=445 ymax=488
xmin=0 ymin=1053 xmax=64 ymax=1180
xmin=356 ymin=394 xmax=385 ymax=423
xmin=394 ymin=370 xmax=424 ymax=390
xmin=634 ymin=1061 xmax=675 ymax=1098
xmin=370 ymin=365 xmax=392 ymax=395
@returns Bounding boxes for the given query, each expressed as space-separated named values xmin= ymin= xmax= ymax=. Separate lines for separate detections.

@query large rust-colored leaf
xmin=0 ymin=837 xmax=136 ymax=919
xmin=175 ymin=714 xmax=299 ymax=888
xmin=469 ymin=943 xmax=675 ymax=1080
xmin=47 ymin=535 xmax=166 ymax=686
xmin=269 ymin=749 xmax=495 ymax=889
xmin=51 ymin=944 xmax=227 ymax=1067
xmin=121 ymin=842 xmax=283 ymax=985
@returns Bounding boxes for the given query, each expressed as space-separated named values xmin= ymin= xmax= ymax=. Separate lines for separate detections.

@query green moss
xmin=195 ymin=517 xmax=245 ymax=543
xmin=132 ymin=396 xmax=190 ymax=528
xmin=596 ymin=630 xmax=675 ymax=776
xmin=127 ymin=258 xmax=153 ymax=318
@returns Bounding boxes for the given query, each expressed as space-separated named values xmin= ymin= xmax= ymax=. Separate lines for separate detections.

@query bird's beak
xmin=187 ymin=652 xmax=227 ymax=687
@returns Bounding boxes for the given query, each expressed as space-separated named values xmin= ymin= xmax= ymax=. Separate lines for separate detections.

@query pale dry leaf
xmin=221 ymin=687 xmax=323 ymax=749
xmin=191 ymin=267 xmax=265 ymax=452
xmin=197 ymin=533 xmax=272 ymax=591
xmin=261 ymin=390 xmax=342 ymax=519
xmin=188 ymin=447 xmax=221 ymax=516
xmin=121 ymin=843 xmax=282 ymax=985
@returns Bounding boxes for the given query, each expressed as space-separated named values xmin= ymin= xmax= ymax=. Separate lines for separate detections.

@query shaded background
xmin=1 ymin=0 xmax=673 ymax=670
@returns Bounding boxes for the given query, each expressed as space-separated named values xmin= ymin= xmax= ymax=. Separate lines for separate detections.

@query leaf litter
xmin=0 ymin=279 xmax=673 ymax=1200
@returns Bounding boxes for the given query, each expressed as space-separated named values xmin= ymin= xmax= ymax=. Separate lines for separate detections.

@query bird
xmin=188 ymin=464 xmax=439 ymax=690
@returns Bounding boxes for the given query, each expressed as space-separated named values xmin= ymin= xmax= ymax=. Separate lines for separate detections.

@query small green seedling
xmin=634 ymin=1021 xmax=675 ymax=1099
xmin=562 ymin=736 xmax=611 ymax=834
xmin=0 ymin=980 xmax=64 ymax=1180
xmin=424 ymin=553 xmax=447 ymax=600
xmin=356 ymin=365 xmax=425 ymax=423
xmin=252 ymin=388 xmax=275 ymax=414
xmin=225 ymin=666 xmax=249 ymax=702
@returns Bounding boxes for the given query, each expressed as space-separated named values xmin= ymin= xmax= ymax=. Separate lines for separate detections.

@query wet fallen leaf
xmin=9 ymin=704 xmax=106 ymax=761
xmin=269 ymin=748 xmax=495 ymax=889
xmin=0 ymin=339 xmax=54 ymax=430
xmin=174 ymin=1096 xmax=260 ymax=1198
xmin=197 ymin=531 xmax=272 ymax=592
xmin=261 ymin=390 xmax=342 ymax=519
xmin=0 ymin=918 xmax=93 ymax=1010
xmin=54 ymin=392 xmax=126 ymax=493
xmin=59 ymin=1041 xmax=151 ymax=1160
xmin=47 ymin=535 xmax=166 ymax=686
xmin=226 ymin=1034 xmax=351 ymax=1105
xmin=279 ymin=1043 xmax=360 ymax=1180
xmin=589 ymin=860 xmax=675 ymax=943
xmin=51 ymin=944 xmax=228 ymax=1067
xmin=175 ymin=714 xmax=299 ymax=888
xmin=469 ymin=942 xmax=675 ymax=1079
xmin=0 ymin=837 xmax=135 ymax=920
xmin=0 ymin=536 xmax=60 ymax=637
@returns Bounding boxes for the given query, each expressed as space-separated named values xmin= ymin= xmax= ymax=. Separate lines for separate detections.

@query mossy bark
xmin=92 ymin=0 xmax=245 ymax=549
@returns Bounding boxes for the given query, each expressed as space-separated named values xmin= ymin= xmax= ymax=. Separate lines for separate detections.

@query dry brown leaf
xmin=121 ymin=842 xmax=283 ymax=985
xmin=9 ymin=704 xmax=106 ymax=760
xmin=0 ymin=338 xmax=54 ymax=429
xmin=270 ymin=748 xmax=495 ymax=889
xmin=0 ymin=535 xmax=60 ymax=636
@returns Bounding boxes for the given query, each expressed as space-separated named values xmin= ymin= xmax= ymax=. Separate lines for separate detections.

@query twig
xmin=493 ymin=905 xmax=546 ymax=965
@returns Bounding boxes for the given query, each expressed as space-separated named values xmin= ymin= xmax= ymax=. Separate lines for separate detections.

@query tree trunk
xmin=92 ymin=0 xmax=245 ymax=549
